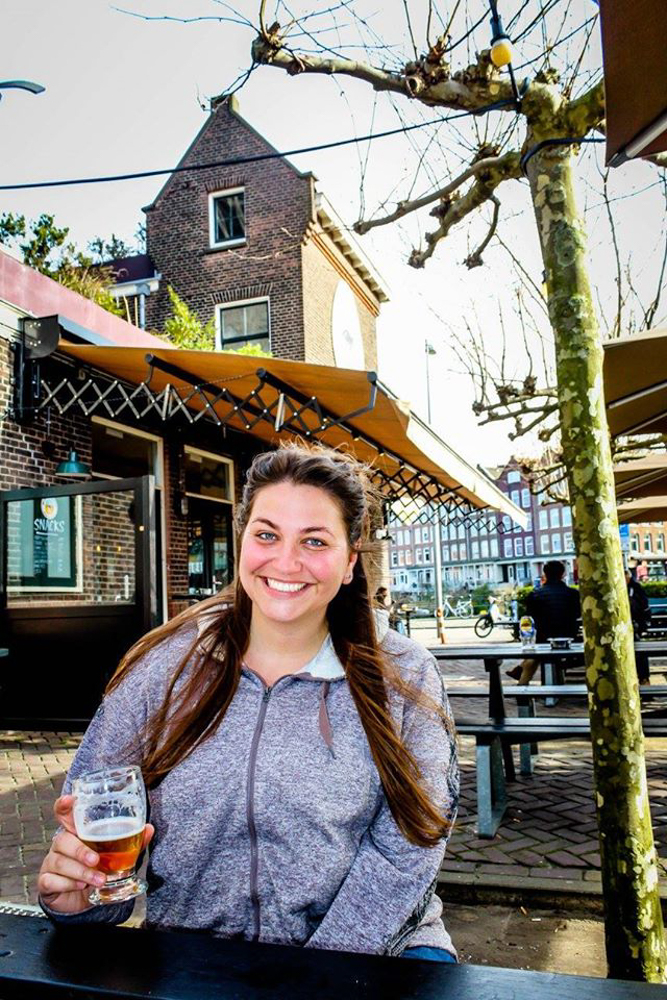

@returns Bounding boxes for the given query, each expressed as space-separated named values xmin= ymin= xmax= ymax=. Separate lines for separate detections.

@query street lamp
xmin=424 ymin=340 xmax=436 ymax=424
xmin=0 ymin=80 xmax=45 ymax=101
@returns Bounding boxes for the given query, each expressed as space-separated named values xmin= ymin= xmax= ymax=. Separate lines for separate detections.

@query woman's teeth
xmin=265 ymin=578 xmax=308 ymax=593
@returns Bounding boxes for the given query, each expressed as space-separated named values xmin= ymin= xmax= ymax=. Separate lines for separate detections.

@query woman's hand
xmin=38 ymin=795 xmax=154 ymax=914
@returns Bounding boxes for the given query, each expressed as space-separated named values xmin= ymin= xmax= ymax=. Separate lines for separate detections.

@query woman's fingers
xmin=143 ymin=823 xmax=155 ymax=849
xmin=38 ymin=871 xmax=89 ymax=896
xmin=53 ymin=795 xmax=77 ymax=834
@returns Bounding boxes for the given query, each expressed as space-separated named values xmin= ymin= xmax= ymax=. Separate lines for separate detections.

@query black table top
xmin=0 ymin=914 xmax=664 ymax=999
xmin=429 ymin=641 xmax=667 ymax=660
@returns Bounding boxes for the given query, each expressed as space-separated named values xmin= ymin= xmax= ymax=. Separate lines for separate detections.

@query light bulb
xmin=490 ymin=36 xmax=513 ymax=68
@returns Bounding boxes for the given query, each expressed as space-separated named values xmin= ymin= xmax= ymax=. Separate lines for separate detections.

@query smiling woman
xmin=38 ymin=442 xmax=459 ymax=962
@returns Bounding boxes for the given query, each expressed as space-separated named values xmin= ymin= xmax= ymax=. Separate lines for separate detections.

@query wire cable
xmin=520 ymin=136 xmax=604 ymax=173
xmin=0 ymin=100 xmax=519 ymax=192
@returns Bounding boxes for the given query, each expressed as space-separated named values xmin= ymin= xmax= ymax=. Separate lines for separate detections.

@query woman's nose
xmin=271 ymin=542 xmax=303 ymax=573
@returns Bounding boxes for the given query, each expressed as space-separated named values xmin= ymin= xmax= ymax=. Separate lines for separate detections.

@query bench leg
xmin=544 ymin=660 xmax=558 ymax=707
xmin=517 ymin=701 xmax=536 ymax=775
xmin=476 ymin=738 xmax=508 ymax=838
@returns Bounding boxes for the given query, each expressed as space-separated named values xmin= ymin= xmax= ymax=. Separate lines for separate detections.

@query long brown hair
xmin=108 ymin=442 xmax=453 ymax=847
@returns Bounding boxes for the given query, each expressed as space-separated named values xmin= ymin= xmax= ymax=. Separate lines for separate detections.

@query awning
xmin=617 ymin=497 xmax=667 ymax=525
xmin=603 ymin=328 xmax=667 ymax=437
xmin=599 ymin=0 xmax=667 ymax=166
xmin=46 ymin=344 xmax=525 ymax=525
xmin=614 ymin=455 xmax=667 ymax=500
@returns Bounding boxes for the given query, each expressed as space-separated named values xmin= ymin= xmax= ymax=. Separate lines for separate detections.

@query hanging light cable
xmin=487 ymin=0 xmax=521 ymax=105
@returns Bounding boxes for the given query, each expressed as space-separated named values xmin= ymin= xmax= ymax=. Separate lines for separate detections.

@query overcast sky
xmin=2 ymin=0 xmax=664 ymax=465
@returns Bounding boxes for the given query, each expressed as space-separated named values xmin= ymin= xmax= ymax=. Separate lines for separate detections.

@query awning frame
xmin=23 ymin=349 xmax=494 ymax=524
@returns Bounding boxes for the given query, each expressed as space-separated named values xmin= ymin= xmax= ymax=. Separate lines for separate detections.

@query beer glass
xmin=72 ymin=765 xmax=147 ymax=905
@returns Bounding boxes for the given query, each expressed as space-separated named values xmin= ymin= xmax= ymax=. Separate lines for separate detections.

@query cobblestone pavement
xmin=1 ymin=650 xmax=666 ymax=905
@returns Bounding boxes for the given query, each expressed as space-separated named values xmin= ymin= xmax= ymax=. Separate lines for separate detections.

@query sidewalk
xmin=1 ymin=638 xmax=666 ymax=910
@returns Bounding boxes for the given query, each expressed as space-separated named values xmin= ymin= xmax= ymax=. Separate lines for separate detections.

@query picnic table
xmin=0 ymin=912 xmax=661 ymax=999
xmin=430 ymin=641 xmax=667 ymax=836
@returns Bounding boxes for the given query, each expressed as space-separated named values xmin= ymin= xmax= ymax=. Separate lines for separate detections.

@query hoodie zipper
xmin=246 ymin=683 xmax=272 ymax=942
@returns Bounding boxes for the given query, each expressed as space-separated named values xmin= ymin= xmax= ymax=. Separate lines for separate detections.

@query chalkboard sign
xmin=8 ymin=496 xmax=80 ymax=591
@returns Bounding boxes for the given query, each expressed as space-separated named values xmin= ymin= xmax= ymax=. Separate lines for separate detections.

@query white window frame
xmin=525 ymin=537 xmax=534 ymax=556
xmin=184 ymin=446 xmax=235 ymax=506
xmin=539 ymin=509 xmax=548 ymax=529
xmin=552 ymin=532 xmax=562 ymax=553
xmin=521 ymin=488 xmax=531 ymax=508
xmin=208 ymin=186 xmax=246 ymax=249
xmin=540 ymin=534 xmax=551 ymax=554
xmin=550 ymin=507 xmax=560 ymax=528
xmin=503 ymin=539 xmax=513 ymax=558
xmin=507 ymin=470 xmax=521 ymax=483
xmin=215 ymin=296 xmax=271 ymax=353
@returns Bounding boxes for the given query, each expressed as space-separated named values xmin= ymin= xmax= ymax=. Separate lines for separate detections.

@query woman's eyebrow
xmin=251 ymin=517 xmax=333 ymax=536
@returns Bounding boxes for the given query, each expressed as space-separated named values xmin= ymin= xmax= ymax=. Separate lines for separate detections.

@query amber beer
xmin=81 ymin=819 xmax=145 ymax=881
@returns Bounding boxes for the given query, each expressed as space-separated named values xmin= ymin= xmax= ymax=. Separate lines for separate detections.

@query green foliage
xmin=641 ymin=581 xmax=667 ymax=598
xmin=515 ymin=585 xmax=533 ymax=615
xmin=162 ymin=285 xmax=216 ymax=350
xmin=223 ymin=341 xmax=272 ymax=358
xmin=0 ymin=211 xmax=123 ymax=316
xmin=470 ymin=582 xmax=492 ymax=613
xmin=87 ymin=233 xmax=134 ymax=263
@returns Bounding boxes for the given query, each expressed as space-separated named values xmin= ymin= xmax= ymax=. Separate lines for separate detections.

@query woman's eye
xmin=304 ymin=538 xmax=326 ymax=548
xmin=256 ymin=531 xmax=277 ymax=541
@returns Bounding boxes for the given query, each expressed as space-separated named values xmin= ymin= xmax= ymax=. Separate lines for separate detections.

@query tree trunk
xmin=527 ymin=145 xmax=666 ymax=981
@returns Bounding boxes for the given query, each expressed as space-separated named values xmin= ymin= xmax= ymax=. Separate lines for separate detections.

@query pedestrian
xmin=626 ymin=570 xmax=651 ymax=684
xmin=374 ymin=586 xmax=391 ymax=636
xmin=507 ymin=561 xmax=580 ymax=684
xmin=38 ymin=442 xmax=459 ymax=962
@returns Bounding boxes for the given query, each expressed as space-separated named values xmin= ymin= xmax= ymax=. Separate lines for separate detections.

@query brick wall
xmin=301 ymin=236 xmax=378 ymax=370
xmin=144 ymin=100 xmax=314 ymax=361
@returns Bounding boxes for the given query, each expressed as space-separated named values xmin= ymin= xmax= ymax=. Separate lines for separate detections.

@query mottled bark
xmin=527 ymin=144 xmax=667 ymax=982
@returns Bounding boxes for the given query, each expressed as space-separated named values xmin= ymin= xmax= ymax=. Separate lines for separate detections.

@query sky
xmin=2 ymin=0 xmax=665 ymax=465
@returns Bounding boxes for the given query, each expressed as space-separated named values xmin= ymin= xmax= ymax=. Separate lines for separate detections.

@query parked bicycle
xmin=442 ymin=594 xmax=473 ymax=618
xmin=474 ymin=598 xmax=520 ymax=639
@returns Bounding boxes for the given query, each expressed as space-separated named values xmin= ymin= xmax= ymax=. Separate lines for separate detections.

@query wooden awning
xmin=51 ymin=344 xmax=525 ymax=524
xmin=614 ymin=455 xmax=667 ymax=500
xmin=603 ymin=328 xmax=667 ymax=437
xmin=599 ymin=0 xmax=667 ymax=165
xmin=617 ymin=496 xmax=667 ymax=525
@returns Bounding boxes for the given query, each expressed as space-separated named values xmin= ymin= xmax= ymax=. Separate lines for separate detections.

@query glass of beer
xmin=72 ymin=765 xmax=147 ymax=905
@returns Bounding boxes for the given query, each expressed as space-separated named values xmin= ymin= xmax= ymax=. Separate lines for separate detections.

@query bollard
xmin=436 ymin=606 xmax=447 ymax=644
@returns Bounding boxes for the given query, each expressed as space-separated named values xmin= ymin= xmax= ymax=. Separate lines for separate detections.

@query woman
xmin=38 ymin=443 xmax=459 ymax=961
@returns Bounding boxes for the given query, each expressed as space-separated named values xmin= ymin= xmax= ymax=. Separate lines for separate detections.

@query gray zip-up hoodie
xmin=45 ymin=620 xmax=459 ymax=957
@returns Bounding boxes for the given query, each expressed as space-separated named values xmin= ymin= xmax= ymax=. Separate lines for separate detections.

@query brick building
xmin=389 ymin=459 xmax=577 ymax=598
xmin=107 ymin=96 xmax=387 ymax=368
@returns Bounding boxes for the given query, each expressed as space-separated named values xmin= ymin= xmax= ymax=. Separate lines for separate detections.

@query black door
xmin=0 ymin=476 xmax=157 ymax=730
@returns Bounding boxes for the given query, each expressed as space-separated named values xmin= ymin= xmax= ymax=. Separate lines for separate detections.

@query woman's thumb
xmin=53 ymin=795 xmax=77 ymax=834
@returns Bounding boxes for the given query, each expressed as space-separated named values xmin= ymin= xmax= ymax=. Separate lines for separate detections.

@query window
xmin=209 ymin=188 xmax=245 ymax=248
xmin=526 ymin=514 xmax=533 ymax=531
xmin=415 ymin=548 xmax=422 ymax=564
xmin=490 ymin=539 xmax=499 ymax=557
xmin=550 ymin=507 xmax=560 ymax=528
xmin=422 ymin=527 xmax=430 ymax=543
xmin=562 ymin=507 xmax=572 ymax=527
xmin=540 ymin=534 xmax=550 ymax=554
xmin=423 ymin=547 xmax=432 ymax=563
xmin=552 ymin=533 xmax=562 ymax=553
xmin=503 ymin=539 xmax=513 ymax=558
xmin=481 ymin=540 xmax=489 ymax=558
xmin=658 ymin=534 xmax=665 ymax=553
xmin=644 ymin=535 xmax=651 ymax=552
xmin=405 ymin=550 xmax=412 ymax=565
xmin=458 ymin=524 xmax=466 ymax=540
xmin=442 ymin=545 xmax=450 ymax=561
xmin=539 ymin=509 xmax=548 ymax=529
xmin=564 ymin=532 xmax=573 ymax=550
xmin=217 ymin=299 xmax=270 ymax=353
xmin=471 ymin=541 xmax=479 ymax=559
xmin=521 ymin=488 xmax=531 ymax=508
xmin=514 ymin=520 xmax=521 ymax=533
xmin=631 ymin=533 xmax=640 ymax=550
xmin=502 ymin=515 xmax=511 ymax=531
xmin=507 ymin=470 xmax=521 ymax=483
xmin=510 ymin=490 xmax=520 ymax=506
xmin=515 ymin=538 xmax=523 ymax=557
xmin=391 ymin=551 xmax=398 ymax=567
xmin=398 ymin=551 xmax=404 ymax=566
xmin=459 ymin=545 xmax=467 ymax=561
xmin=451 ymin=545 xmax=458 ymax=561
xmin=525 ymin=537 xmax=534 ymax=556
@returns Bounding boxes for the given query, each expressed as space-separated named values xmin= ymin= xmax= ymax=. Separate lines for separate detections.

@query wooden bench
xmin=456 ymin=714 xmax=667 ymax=838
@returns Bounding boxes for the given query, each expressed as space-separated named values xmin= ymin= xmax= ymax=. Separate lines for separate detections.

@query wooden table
xmin=0 ymin=913 xmax=663 ymax=999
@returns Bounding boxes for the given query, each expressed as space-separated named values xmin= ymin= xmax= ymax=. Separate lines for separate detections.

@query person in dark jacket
xmin=627 ymin=570 xmax=651 ymax=683
xmin=507 ymin=560 xmax=580 ymax=684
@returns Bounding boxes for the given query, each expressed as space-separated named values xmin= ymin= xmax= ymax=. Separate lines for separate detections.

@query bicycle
xmin=442 ymin=595 xmax=473 ymax=618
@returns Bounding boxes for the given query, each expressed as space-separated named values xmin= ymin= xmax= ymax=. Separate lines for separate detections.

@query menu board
xmin=9 ymin=496 xmax=79 ymax=590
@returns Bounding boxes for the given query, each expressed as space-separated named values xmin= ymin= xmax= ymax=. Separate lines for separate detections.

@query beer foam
xmin=76 ymin=818 xmax=144 ymax=841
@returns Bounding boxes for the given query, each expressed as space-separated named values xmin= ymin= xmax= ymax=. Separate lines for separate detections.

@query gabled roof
xmin=315 ymin=194 xmax=389 ymax=304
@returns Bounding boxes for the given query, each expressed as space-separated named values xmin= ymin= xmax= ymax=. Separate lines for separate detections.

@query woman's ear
xmin=343 ymin=550 xmax=358 ymax=585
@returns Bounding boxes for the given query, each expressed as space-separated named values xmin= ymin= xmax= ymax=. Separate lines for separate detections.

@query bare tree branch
xmin=463 ymin=193 xmax=500 ymax=268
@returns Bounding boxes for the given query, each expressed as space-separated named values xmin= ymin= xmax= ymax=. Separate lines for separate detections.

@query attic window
xmin=209 ymin=187 xmax=245 ymax=248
